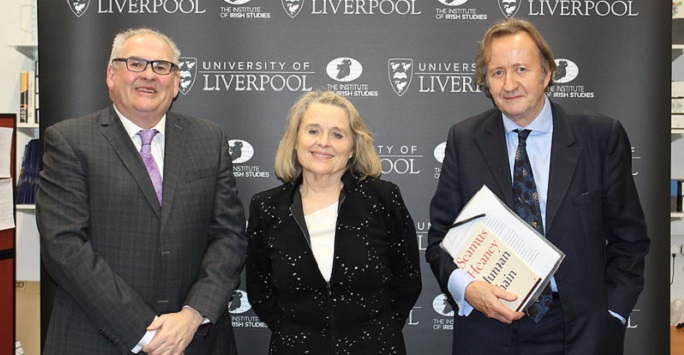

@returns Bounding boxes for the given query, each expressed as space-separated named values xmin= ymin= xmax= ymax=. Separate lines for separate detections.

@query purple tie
xmin=137 ymin=129 xmax=163 ymax=204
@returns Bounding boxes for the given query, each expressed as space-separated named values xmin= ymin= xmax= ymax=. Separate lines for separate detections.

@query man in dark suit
xmin=36 ymin=28 xmax=247 ymax=355
xmin=425 ymin=18 xmax=649 ymax=355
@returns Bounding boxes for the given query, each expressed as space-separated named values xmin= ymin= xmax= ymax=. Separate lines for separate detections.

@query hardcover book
xmin=440 ymin=185 xmax=565 ymax=312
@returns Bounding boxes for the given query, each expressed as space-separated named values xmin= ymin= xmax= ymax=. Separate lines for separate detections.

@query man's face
xmin=486 ymin=32 xmax=550 ymax=126
xmin=106 ymin=34 xmax=180 ymax=127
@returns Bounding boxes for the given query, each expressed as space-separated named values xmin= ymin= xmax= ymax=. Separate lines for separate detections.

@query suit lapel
xmin=546 ymin=103 xmax=582 ymax=235
xmin=475 ymin=112 xmax=514 ymax=206
xmin=160 ymin=114 xmax=186 ymax=231
xmin=101 ymin=107 xmax=162 ymax=215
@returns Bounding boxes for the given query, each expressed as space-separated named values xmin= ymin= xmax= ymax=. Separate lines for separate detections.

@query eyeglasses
xmin=112 ymin=57 xmax=178 ymax=75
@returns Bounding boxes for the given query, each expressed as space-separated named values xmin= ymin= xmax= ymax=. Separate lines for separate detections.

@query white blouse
xmin=304 ymin=202 xmax=338 ymax=282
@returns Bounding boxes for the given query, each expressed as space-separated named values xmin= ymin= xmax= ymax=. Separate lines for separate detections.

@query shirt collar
xmin=113 ymin=104 xmax=167 ymax=140
xmin=502 ymin=95 xmax=553 ymax=135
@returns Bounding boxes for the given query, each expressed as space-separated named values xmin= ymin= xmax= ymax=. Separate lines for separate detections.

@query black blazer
xmin=426 ymin=101 xmax=649 ymax=354
xmin=246 ymin=171 xmax=422 ymax=355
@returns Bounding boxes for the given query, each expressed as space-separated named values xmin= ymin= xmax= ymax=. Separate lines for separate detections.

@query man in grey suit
xmin=425 ymin=18 xmax=649 ymax=354
xmin=36 ymin=28 xmax=247 ymax=355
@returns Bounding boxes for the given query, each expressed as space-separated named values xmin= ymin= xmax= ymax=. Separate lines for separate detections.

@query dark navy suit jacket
xmin=426 ymin=101 xmax=649 ymax=354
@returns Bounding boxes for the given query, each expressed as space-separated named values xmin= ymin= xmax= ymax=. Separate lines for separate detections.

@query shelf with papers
xmin=674 ymin=126 xmax=684 ymax=218
xmin=14 ymin=126 xmax=39 ymax=208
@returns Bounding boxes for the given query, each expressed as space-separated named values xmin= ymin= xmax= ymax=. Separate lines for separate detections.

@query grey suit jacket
xmin=426 ymin=101 xmax=649 ymax=354
xmin=37 ymin=106 xmax=247 ymax=354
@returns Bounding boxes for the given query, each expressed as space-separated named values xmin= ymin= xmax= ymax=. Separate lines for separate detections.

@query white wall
xmin=0 ymin=0 xmax=40 ymax=281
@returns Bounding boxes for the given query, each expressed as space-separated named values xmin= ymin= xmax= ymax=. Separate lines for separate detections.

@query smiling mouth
xmin=311 ymin=151 xmax=333 ymax=159
xmin=136 ymin=87 xmax=157 ymax=94
xmin=503 ymin=96 xmax=525 ymax=103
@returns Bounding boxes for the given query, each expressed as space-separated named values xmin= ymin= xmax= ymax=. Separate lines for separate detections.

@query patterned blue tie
xmin=513 ymin=129 xmax=553 ymax=323
xmin=137 ymin=129 xmax=163 ymax=204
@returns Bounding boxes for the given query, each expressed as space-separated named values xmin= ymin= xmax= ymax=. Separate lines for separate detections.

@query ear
xmin=106 ymin=64 xmax=116 ymax=91
xmin=173 ymin=71 xmax=180 ymax=98
xmin=542 ymin=64 xmax=552 ymax=88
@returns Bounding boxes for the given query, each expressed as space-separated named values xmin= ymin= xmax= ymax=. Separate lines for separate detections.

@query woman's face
xmin=295 ymin=102 xmax=354 ymax=181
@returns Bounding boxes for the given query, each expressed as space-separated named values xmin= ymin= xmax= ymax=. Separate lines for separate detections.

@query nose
xmin=502 ymin=71 xmax=516 ymax=92
xmin=317 ymin=133 xmax=330 ymax=147
xmin=140 ymin=62 xmax=156 ymax=79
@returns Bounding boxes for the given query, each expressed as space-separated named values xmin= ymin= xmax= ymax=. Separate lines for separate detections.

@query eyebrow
xmin=302 ymin=123 xmax=350 ymax=133
xmin=488 ymin=62 xmax=529 ymax=73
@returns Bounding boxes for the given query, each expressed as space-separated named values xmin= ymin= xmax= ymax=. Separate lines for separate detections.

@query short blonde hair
xmin=274 ymin=91 xmax=382 ymax=182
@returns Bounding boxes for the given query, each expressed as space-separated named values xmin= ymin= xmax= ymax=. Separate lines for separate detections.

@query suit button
xmin=161 ymin=251 xmax=170 ymax=256
xmin=157 ymin=299 xmax=169 ymax=304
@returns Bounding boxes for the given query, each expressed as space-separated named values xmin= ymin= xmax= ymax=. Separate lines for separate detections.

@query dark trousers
xmin=451 ymin=296 xmax=565 ymax=355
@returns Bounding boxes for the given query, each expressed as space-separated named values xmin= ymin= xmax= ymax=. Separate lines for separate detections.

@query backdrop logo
xmin=229 ymin=139 xmax=271 ymax=178
xmin=229 ymin=140 xmax=254 ymax=164
xmin=220 ymin=0 xmax=271 ymax=18
xmin=324 ymin=57 xmax=378 ymax=97
xmin=98 ymin=0 xmax=206 ymax=13
xmin=630 ymin=146 xmax=640 ymax=176
xmin=311 ymin=0 xmax=421 ymax=15
xmin=548 ymin=58 xmax=595 ymax=99
xmin=228 ymin=290 xmax=251 ymax=314
xmin=437 ymin=0 xmax=468 ymax=5
xmin=434 ymin=0 xmax=488 ymax=20
xmin=67 ymin=0 xmax=90 ymax=17
xmin=201 ymin=60 xmax=313 ymax=92
xmin=499 ymin=0 xmax=520 ymax=17
xmin=553 ymin=58 xmax=579 ymax=84
xmin=178 ymin=57 xmax=197 ymax=95
xmin=388 ymin=59 xmax=413 ymax=96
xmin=416 ymin=61 xmax=479 ymax=94
xmin=433 ymin=142 xmax=446 ymax=179
xmin=416 ymin=221 xmax=431 ymax=251
xmin=432 ymin=294 xmax=454 ymax=317
xmin=377 ymin=145 xmax=422 ymax=175
xmin=283 ymin=0 xmax=304 ymax=18
xmin=407 ymin=307 xmax=422 ymax=326
xmin=528 ymin=0 xmax=639 ymax=16
xmin=229 ymin=290 xmax=267 ymax=328
xmin=326 ymin=58 xmax=363 ymax=82
xmin=434 ymin=142 xmax=446 ymax=163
